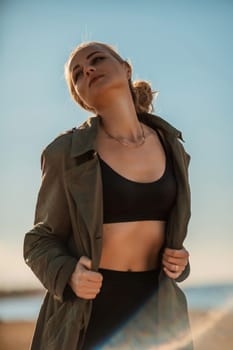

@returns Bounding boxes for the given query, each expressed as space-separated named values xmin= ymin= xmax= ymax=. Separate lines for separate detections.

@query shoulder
xmin=139 ymin=112 xmax=185 ymax=141
xmin=42 ymin=128 xmax=74 ymax=161
xmin=144 ymin=112 xmax=191 ymax=166
xmin=42 ymin=117 xmax=94 ymax=159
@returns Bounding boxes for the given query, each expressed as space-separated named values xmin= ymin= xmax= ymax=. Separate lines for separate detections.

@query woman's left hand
xmin=162 ymin=247 xmax=189 ymax=279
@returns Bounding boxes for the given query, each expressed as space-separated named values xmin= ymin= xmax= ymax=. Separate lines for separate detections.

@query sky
xmin=1 ymin=0 xmax=233 ymax=290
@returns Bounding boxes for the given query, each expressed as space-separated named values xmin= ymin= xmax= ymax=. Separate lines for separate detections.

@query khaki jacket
xmin=24 ymin=112 xmax=193 ymax=350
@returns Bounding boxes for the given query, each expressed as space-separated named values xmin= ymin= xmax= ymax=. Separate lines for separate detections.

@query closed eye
xmin=73 ymin=56 xmax=106 ymax=83
xmin=90 ymin=56 xmax=105 ymax=65
xmin=73 ymin=70 xmax=82 ymax=83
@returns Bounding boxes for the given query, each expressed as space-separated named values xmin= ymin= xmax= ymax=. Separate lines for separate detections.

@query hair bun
xmin=132 ymin=80 xmax=159 ymax=113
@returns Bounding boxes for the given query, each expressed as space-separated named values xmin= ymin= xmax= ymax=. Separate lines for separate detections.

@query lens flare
xmin=96 ymin=293 xmax=233 ymax=350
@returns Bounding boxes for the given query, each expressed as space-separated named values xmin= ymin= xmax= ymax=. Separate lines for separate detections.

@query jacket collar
xmin=70 ymin=112 xmax=183 ymax=158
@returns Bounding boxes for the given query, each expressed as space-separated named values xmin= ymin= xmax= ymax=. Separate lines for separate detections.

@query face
xmin=69 ymin=45 xmax=131 ymax=109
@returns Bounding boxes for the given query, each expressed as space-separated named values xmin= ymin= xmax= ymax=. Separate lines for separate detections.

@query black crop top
xmin=98 ymin=129 xmax=177 ymax=223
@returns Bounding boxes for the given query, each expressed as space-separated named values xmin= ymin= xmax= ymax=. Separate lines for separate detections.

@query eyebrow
xmin=72 ymin=51 xmax=102 ymax=72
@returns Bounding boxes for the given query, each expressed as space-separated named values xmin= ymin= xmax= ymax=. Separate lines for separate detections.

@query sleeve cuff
xmin=175 ymin=261 xmax=190 ymax=283
xmin=53 ymin=257 xmax=78 ymax=302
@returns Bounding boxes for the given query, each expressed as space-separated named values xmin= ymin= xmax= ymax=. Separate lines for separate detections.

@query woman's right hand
xmin=69 ymin=256 xmax=103 ymax=299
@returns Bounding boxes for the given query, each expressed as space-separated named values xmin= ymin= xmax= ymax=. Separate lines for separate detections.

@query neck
xmin=95 ymin=92 xmax=142 ymax=142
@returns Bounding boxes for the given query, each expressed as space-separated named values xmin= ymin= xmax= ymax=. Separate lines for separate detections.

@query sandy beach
xmin=0 ymin=310 xmax=232 ymax=350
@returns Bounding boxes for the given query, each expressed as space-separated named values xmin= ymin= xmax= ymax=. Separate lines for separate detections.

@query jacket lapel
xmin=65 ymin=116 xmax=103 ymax=269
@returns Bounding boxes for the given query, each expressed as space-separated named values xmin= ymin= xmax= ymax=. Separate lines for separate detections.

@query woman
xmin=24 ymin=41 xmax=192 ymax=350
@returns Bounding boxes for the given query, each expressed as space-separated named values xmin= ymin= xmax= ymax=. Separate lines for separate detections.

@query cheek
xmin=75 ymin=84 xmax=93 ymax=107
xmin=111 ymin=66 xmax=130 ymax=85
xmin=75 ymin=83 xmax=86 ymax=100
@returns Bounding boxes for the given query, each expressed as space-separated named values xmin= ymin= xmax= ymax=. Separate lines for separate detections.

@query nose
xmin=84 ymin=64 xmax=96 ymax=76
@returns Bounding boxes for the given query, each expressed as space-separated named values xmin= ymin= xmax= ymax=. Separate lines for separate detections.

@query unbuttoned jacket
xmin=24 ymin=112 xmax=193 ymax=350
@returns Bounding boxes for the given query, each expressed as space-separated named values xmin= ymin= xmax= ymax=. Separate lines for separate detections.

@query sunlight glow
xmin=98 ymin=295 xmax=233 ymax=350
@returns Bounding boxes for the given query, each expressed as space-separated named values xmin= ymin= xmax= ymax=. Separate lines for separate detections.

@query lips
xmin=89 ymin=74 xmax=104 ymax=87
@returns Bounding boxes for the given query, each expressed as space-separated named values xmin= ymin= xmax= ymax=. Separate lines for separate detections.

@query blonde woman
xmin=24 ymin=42 xmax=192 ymax=350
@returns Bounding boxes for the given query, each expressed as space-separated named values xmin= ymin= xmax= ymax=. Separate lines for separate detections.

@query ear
xmin=122 ymin=61 xmax=132 ymax=80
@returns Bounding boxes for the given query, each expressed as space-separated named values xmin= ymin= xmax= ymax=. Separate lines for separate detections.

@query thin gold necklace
xmin=101 ymin=121 xmax=146 ymax=148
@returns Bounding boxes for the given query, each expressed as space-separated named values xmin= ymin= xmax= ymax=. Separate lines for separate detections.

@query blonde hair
xmin=64 ymin=41 xmax=159 ymax=113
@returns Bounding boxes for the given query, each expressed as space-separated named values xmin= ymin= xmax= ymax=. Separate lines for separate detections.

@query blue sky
xmin=1 ymin=0 xmax=233 ymax=289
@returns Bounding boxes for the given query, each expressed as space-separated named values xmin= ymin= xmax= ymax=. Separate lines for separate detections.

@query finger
xmin=162 ymin=260 xmax=185 ymax=272
xmin=80 ymin=278 xmax=103 ymax=287
xmin=78 ymin=284 xmax=101 ymax=294
xmin=78 ymin=257 xmax=103 ymax=282
xmin=82 ymin=270 xmax=103 ymax=282
xmin=75 ymin=280 xmax=102 ymax=294
xmin=164 ymin=248 xmax=189 ymax=258
xmin=163 ymin=267 xmax=182 ymax=279
xmin=78 ymin=279 xmax=102 ymax=290
xmin=162 ymin=255 xmax=187 ymax=266
xmin=79 ymin=256 xmax=92 ymax=270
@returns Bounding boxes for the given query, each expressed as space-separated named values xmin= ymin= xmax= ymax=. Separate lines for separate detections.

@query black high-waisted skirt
xmin=81 ymin=267 xmax=159 ymax=350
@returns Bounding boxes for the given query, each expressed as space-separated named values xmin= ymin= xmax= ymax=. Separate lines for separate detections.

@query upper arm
xmin=34 ymin=147 xmax=72 ymax=239
xmin=24 ymin=146 xmax=77 ymax=301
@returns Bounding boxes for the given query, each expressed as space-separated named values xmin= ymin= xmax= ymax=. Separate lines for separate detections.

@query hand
xmin=162 ymin=247 xmax=189 ymax=279
xmin=69 ymin=256 xmax=103 ymax=299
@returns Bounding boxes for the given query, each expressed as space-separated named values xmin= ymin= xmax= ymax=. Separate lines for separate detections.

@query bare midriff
xmin=99 ymin=220 xmax=166 ymax=271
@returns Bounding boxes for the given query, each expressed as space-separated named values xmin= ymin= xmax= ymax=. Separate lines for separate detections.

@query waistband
xmin=98 ymin=267 xmax=160 ymax=283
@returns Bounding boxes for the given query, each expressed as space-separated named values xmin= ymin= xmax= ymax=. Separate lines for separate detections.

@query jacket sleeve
xmin=175 ymin=259 xmax=190 ymax=282
xmin=23 ymin=147 xmax=78 ymax=302
xmin=176 ymin=145 xmax=191 ymax=283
